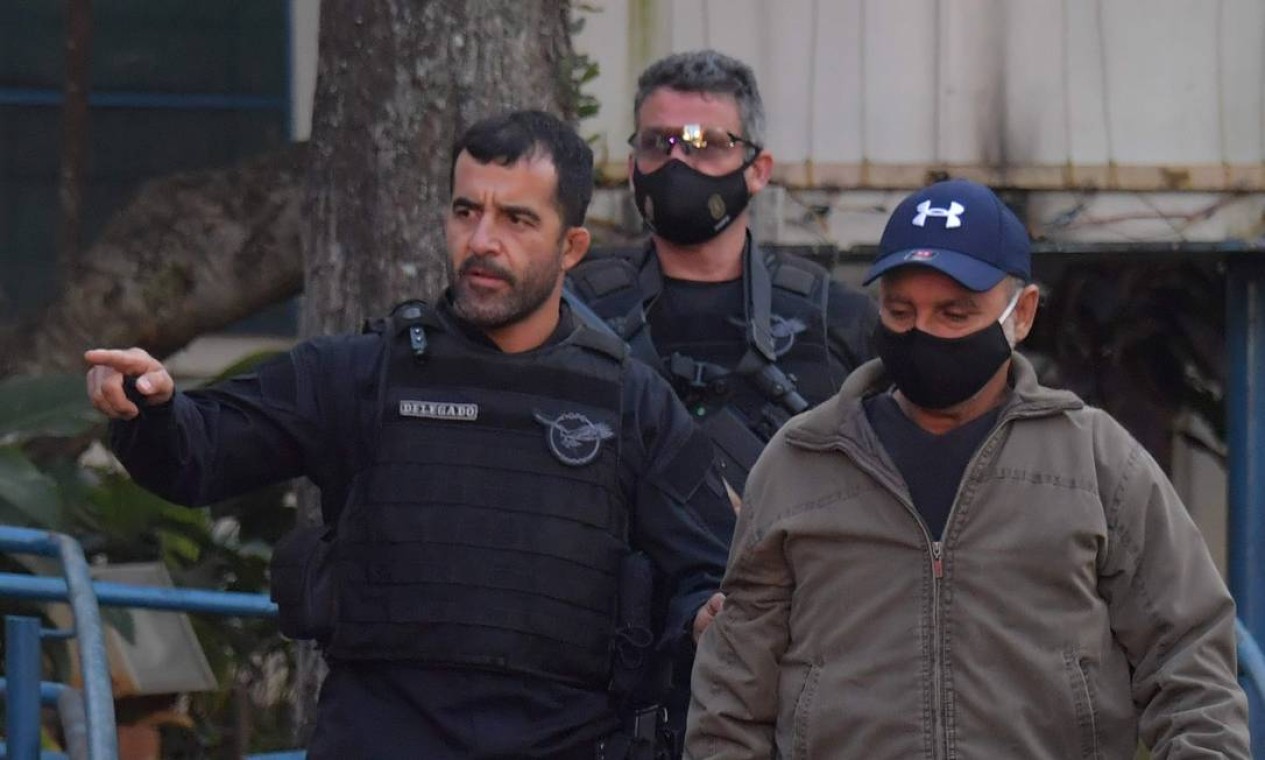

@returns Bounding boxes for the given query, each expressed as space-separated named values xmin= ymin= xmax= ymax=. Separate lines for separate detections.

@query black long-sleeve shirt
xmin=110 ymin=299 xmax=734 ymax=759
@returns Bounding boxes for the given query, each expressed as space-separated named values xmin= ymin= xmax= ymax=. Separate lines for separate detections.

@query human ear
xmin=1010 ymin=284 xmax=1041 ymax=343
xmin=560 ymin=226 xmax=592 ymax=271
xmin=745 ymin=150 xmax=773 ymax=195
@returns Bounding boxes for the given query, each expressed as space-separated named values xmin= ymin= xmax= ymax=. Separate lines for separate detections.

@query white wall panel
xmin=862 ymin=0 xmax=939 ymax=163
xmin=572 ymin=0 xmax=1265 ymax=190
xmin=1101 ymin=1 xmax=1220 ymax=163
xmin=1220 ymin=0 xmax=1265 ymax=164
xmin=762 ymin=0 xmax=816 ymax=160
xmin=808 ymin=0 xmax=866 ymax=164
xmin=1002 ymin=1 xmax=1069 ymax=165
xmin=936 ymin=0 xmax=1007 ymax=164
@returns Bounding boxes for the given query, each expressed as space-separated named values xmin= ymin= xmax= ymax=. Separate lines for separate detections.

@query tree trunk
xmin=0 ymin=144 xmax=306 ymax=377
xmin=57 ymin=0 xmax=92 ymax=277
xmin=291 ymin=0 xmax=578 ymax=741
xmin=301 ymin=0 xmax=578 ymax=335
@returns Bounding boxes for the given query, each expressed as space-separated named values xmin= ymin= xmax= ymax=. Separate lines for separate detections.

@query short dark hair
xmin=634 ymin=50 xmax=766 ymax=145
xmin=449 ymin=110 xmax=594 ymax=228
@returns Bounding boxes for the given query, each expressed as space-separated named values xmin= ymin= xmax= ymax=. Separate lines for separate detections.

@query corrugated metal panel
xmin=577 ymin=0 xmax=1265 ymax=191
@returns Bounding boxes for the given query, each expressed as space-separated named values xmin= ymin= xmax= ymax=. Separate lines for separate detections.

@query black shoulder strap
xmin=619 ymin=252 xmax=666 ymax=369
xmin=745 ymin=244 xmax=778 ymax=363
xmin=769 ymin=252 xmax=830 ymax=302
xmin=570 ymin=245 xmax=649 ymax=299
xmin=570 ymin=322 xmax=630 ymax=364
xmin=734 ymin=242 xmax=809 ymax=414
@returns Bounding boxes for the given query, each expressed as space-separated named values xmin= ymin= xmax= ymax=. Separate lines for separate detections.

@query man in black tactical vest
xmin=568 ymin=50 xmax=878 ymax=503
xmin=567 ymin=49 xmax=877 ymax=759
xmin=85 ymin=110 xmax=732 ymax=760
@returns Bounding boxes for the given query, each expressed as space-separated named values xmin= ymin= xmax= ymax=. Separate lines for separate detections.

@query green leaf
xmin=0 ymin=446 xmax=64 ymax=528
xmin=89 ymin=473 xmax=191 ymax=537
xmin=0 ymin=374 xmax=99 ymax=440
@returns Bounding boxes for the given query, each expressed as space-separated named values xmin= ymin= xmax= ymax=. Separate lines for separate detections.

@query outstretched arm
xmin=87 ymin=336 xmax=377 ymax=508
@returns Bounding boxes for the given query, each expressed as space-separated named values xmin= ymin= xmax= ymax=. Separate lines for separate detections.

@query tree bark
xmin=301 ymin=0 xmax=578 ymax=335
xmin=0 ymin=144 xmax=307 ymax=376
xmin=57 ymin=0 xmax=92 ymax=277
xmin=291 ymin=0 xmax=578 ymax=741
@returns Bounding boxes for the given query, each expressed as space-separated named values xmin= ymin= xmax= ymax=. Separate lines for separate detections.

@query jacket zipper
xmin=812 ymin=409 xmax=1017 ymax=760
xmin=929 ymin=537 xmax=945 ymax=760
xmin=849 ymin=470 xmax=949 ymax=760
xmin=927 ymin=414 xmax=1014 ymax=760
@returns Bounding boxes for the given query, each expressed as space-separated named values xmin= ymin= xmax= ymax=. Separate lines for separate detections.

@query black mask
xmin=871 ymin=293 xmax=1020 ymax=410
xmin=632 ymin=159 xmax=751 ymax=245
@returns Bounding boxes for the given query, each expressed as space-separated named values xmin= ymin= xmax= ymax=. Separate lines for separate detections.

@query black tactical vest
xmin=568 ymin=240 xmax=839 ymax=436
xmin=329 ymin=304 xmax=631 ymax=689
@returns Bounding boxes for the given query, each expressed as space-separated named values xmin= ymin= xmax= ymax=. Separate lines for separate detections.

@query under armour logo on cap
xmin=912 ymin=200 xmax=965 ymax=229
xmin=863 ymin=179 xmax=1031 ymax=292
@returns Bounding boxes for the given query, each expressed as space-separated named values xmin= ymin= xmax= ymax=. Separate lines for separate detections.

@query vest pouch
xmin=610 ymin=551 xmax=656 ymax=700
xmin=698 ymin=405 xmax=766 ymax=495
xmin=270 ymin=524 xmax=337 ymax=643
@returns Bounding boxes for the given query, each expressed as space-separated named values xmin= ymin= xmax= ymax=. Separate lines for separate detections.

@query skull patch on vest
xmin=533 ymin=410 xmax=615 ymax=467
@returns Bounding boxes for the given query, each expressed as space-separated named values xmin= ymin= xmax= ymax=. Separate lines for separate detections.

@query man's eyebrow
xmin=451 ymin=196 xmax=480 ymax=210
xmin=940 ymin=295 xmax=981 ymax=309
xmin=880 ymin=293 xmax=980 ymax=309
xmin=497 ymin=203 xmax=542 ymax=223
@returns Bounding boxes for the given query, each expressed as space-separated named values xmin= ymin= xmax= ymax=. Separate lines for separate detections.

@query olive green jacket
xmin=686 ymin=354 xmax=1249 ymax=759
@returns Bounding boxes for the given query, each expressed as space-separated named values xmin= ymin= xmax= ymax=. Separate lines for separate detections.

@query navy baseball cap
xmin=863 ymin=179 xmax=1030 ymax=292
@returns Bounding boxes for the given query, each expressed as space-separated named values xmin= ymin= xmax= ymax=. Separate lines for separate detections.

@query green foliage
xmin=0 ymin=374 xmax=99 ymax=441
xmin=562 ymin=5 xmax=601 ymax=124
xmin=0 ymin=445 xmax=63 ymax=527
xmin=0 ymin=367 xmax=296 ymax=755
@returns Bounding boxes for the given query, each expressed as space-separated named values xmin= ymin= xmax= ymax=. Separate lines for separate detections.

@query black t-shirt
xmin=648 ymin=275 xmax=747 ymax=388
xmin=863 ymin=392 xmax=1002 ymax=539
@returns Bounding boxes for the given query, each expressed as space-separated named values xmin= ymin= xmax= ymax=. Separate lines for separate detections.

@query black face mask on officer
xmin=872 ymin=288 xmax=1022 ymax=410
xmin=632 ymin=158 xmax=754 ymax=246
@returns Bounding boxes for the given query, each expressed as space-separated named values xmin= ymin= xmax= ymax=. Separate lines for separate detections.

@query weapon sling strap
xmin=647 ymin=239 xmax=809 ymax=416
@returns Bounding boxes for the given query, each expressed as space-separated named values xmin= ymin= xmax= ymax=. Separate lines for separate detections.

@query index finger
xmin=83 ymin=348 xmax=158 ymax=376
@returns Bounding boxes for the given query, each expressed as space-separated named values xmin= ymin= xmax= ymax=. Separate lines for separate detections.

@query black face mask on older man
xmin=871 ymin=289 xmax=1021 ymax=410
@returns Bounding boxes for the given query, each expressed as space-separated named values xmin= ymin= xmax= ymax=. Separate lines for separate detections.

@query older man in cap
xmin=685 ymin=179 xmax=1249 ymax=759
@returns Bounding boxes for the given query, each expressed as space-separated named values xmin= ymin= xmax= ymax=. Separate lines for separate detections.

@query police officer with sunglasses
xmin=569 ymin=50 xmax=877 ymax=508
xmin=567 ymin=49 xmax=879 ymax=757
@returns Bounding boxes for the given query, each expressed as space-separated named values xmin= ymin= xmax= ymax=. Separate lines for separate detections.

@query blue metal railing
xmin=0 ymin=528 xmax=116 ymax=760
xmin=0 ymin=573 xmax=276 ymax=617
xmin=0 ymin=678 xmax=84 ymax=760
xmin=1227 ymin=257 xmax=1265 ymax=756
xmin=0 ymin=525 xmax=292 ymax=760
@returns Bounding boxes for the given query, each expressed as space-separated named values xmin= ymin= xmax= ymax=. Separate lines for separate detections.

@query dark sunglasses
xmin=626 ymin=124 xmax=761 ymax=161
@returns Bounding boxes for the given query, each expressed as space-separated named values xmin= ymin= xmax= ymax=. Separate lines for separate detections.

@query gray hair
xmin=634 ymin=50 xmax=766 ymax=146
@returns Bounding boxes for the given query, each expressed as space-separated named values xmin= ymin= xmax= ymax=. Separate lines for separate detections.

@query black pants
xmin=307 ymin=663 xmax=618 ymax=759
